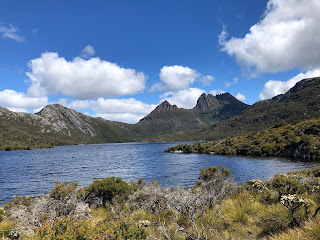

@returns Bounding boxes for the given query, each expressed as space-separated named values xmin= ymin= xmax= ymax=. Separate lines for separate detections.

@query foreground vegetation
xmin=1 ymin=167 xmax=320 ymax=239
xmin=166 ymin=118 xmax=320 ymax=159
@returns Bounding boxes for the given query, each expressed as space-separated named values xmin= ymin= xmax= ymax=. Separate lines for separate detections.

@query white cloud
xmin=210 ymin=89 xmax=225 ymax=96
xmin=94 ymin=113 xmax=145 ymax=124
xmin=7 ymin=107 xmax=28 ymax=113
xmin=62 ymin=97 xmax=156 ymax=124
xmin=26 ymin=52 xmax=146 ymax=99
xmin=0 ymin=89 xmax=48 ymax=109
xmin=235 ymin=92 xmax=246 ymax=102
xmin=218 ymin=26 xmax=227 ymax=45
xmin=153 ymin=65 xmax=201 ymax=91
xmin=200 ymin=75 xmax=215 ymax=86
xmin=0 ymin=25 xmax=24 ymax=42
xmin=259 ymin=68 xmax=320 ymax=100
xmin=161 ymin=88 xmax=204 ymax=109
xmin=224 ymin=77 xmax=238 ymax=88
xmin=81 ymin=44 xmax=95 ymax=59
xmin=151 ymin=65 xmax=214 ymax=91
xmin=68 ymin=98 xmax=156 ymax=114
xmin=220 ymin=0 xmax=320 ymax=74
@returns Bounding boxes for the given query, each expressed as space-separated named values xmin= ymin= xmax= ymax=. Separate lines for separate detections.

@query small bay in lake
xmin=1 ymin=142 xmax=320 ymax=203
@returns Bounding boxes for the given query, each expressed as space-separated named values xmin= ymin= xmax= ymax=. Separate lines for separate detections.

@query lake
xmin=1 ymin=142 xmax=320 ymax=203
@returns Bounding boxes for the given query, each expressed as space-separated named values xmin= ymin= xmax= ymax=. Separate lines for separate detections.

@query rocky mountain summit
xmin=154 ymin=100 xmax=178 ymax=112
xmin=194 ymin=93 xmax=247 ymax=112
xmin=136 ymin=92 xmax=249 ymax=139
xmin=0 ymin=91 xmax=249 ymax=150
xmin=156 ymin=77 xmax=320 ymax=142
xmin=36 ymin=104 xmax=96 ymax=137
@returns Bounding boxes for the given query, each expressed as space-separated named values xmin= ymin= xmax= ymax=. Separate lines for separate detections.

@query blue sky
xmin=1 ymin=0 xmax=320 ymax=123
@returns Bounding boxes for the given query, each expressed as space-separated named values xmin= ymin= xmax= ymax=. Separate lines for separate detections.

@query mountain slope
xmin=154 ymin=77 xmax=320 ymax=142
xmin=0 ymin=92 xmax=249 ymax=150
xmin=0 ymin=104 xmax=138 ymax=150
xmin=136 ymin=93 xmax=249 ymax=139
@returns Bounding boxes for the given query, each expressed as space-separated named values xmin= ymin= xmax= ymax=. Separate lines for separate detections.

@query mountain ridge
xmin=152 ymin=77 xmax=320 ymax=142
xmin=0 ymin=91 xmax=249 ymax=150
xmin=4 ymin=74 xmax=320 ymax=151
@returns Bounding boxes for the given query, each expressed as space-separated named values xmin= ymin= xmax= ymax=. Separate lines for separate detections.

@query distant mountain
xmin=0 ymin=92 xmax=248 ymax=150
xmin=136 ymin=93 xmax=249 ymax=138
xmin=154 ymin=77 xmax=320 ymax=142
xmin=0 ymin=104 xmax=137 ymax=150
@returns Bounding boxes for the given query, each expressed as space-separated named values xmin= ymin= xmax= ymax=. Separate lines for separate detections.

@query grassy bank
xmin=166 ymin=118 xmax=320 ymax=159
xmin=1 ymin=167 xmax=320 ymax=239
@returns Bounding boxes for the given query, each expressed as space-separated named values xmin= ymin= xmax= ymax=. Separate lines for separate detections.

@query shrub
xmin=247 ymin=179 xmax=267 ymax=192
xmin=50 ymin=181 xmax=78 ymax=200
xmin=199 ymin=165 xmax=220 ymax=181
xmin=86 ymin=177 xmax=131 ymax=206
xmin=222 ymin=166 xmax=232 ymax=177
xmin=0 ymin=208 xmax=5 ymax=222
xmin=4 ymin=195 xmax=34 ymax=210
xmin=280 ymin=194 xmax=313 ymax=225
xmin=270 ymin=174 xmax=306 ymax=198
xmin=34 ymin=216 xmax=91 ymax=240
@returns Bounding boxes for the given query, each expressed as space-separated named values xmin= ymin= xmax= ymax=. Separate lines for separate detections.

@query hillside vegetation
xmin=153 ymin=77 xmax=320 ymax=142
xmin=0 ymin=93 xmax=248 ymax=151
xmin=1 ymin=167 xmax=320 ymax=239
xmin=166 ymin=118 xmax=320 ymax=159
xmin=1 ymin=77 xmax=320 ymax=151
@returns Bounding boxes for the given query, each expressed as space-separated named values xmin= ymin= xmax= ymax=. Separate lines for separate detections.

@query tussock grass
xmin=2 ymin=167 xmax=320 ymax=240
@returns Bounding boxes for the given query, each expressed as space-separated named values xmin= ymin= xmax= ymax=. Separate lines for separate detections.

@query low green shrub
xmin=50 ymin=181 xmax=78 ymax=200
xmin=0 ymin=208 xmax=5 ymax=222
xmin=270 ymin=174 xmax=306 ymax=198
xmin=4 ymin=195 xmax=34 ymax=210
xmin=87 ymin=177 xmax=131 ymax=205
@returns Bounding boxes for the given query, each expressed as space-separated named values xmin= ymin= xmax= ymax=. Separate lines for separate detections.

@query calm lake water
xmin=1 ymin=142 xmax=320 ymax=203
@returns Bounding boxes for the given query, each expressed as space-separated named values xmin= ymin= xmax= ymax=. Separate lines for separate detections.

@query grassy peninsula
xmin=166 ymin=118 xmax=320 ymax=159
xmin=1 ymin=167 xmax=320 ymax=239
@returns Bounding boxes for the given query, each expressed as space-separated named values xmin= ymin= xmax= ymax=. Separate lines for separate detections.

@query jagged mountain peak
xmin=194 ymin=93 xmax=221 ymax=111
xmin=37 ymin=104 xmax=70 ymax=114
xmin=155 ymin=100 xmax=178 ymax=112
xmin=194 ymin=92 xmax=248 ymax=112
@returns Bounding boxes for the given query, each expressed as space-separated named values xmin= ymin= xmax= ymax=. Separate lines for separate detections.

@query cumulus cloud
xmin=62 ymin=97 xmax=156 ymax=124
xmin=159 ymin=65 xmax=200 ymax=91
xmin=235 ymin=92 xmax=246 ymax=102
xmin=224 ymin=77 xmax=239 ymax=88
xmin=81 ymin=44 xmax=95 ymax=59
xmin=161 ymin=88 xmax=204 ymax=109
xmin=69 ymin=98 xmax=155 ymax=114
xmin=0 ymin=25 xmax=25 ymax=42
xmin=200 ymin=75 xmax=215 ymax=86
xmin=259 ymin=68 xmax=320 ymax=100
xmin=0 ymin=89 xmax=48 ymax=109
xmin=94 ymin=113 xmax=145 ymax=124
xmin=151 ymin=65 xmax=214 ymax=91
xmin=220 ymin=0 xmax=320 ymax=74
xmin=26 ymin=52 xmax=146 ymax=99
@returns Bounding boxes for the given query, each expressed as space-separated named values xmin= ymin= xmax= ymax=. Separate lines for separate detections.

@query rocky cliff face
xmin=194 ymin=93 xmax=222 ymax=112
xmin=194 ymin=93 xmax=248 ymax=112
xmin=36 ymin=104 xmax=96 ymax=137
xmin=153 ymin=100 xmax=178 ymax=113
